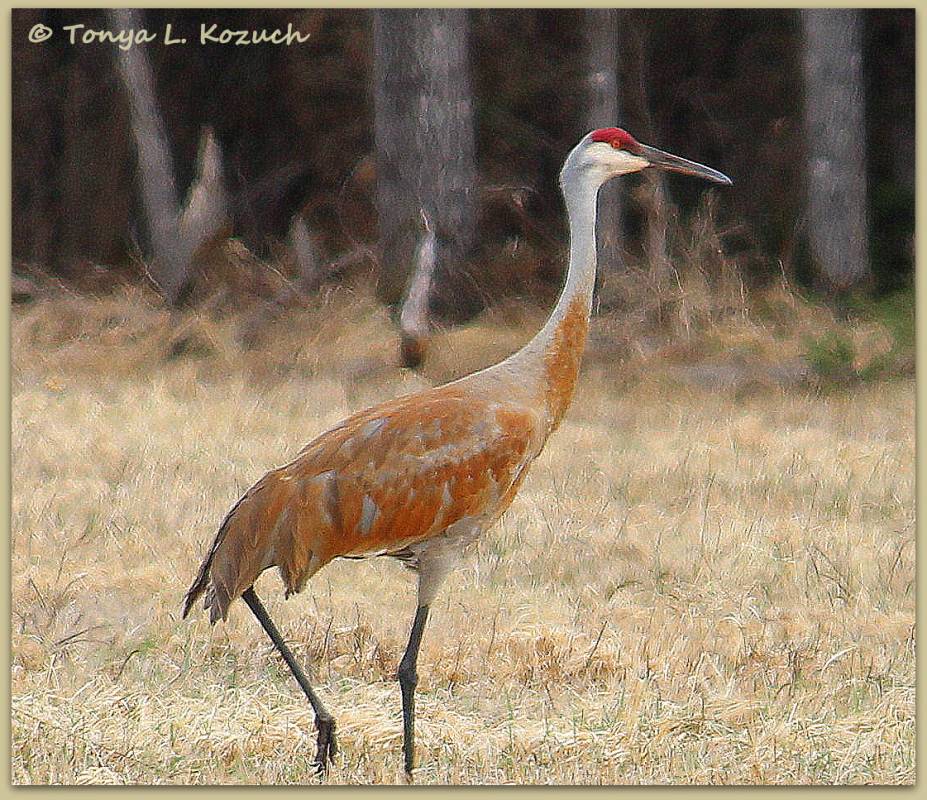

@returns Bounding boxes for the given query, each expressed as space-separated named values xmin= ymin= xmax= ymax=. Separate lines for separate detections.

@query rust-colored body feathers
xmin=182 ymin=135 xmax=614 ymax=630
xmin=180 ymin=128 xmax=732 ymax=776
xmin=183 ymin=380 xmax=546 ymax=623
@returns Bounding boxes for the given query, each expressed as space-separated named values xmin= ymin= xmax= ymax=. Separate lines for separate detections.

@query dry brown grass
xmin=11 ymin=277 xmax=914 ymax=784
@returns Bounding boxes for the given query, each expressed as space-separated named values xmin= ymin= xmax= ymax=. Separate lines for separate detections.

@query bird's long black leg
xmin=241 ymin=587 xmax=337 ymax=772
xmin=397 ymin=604 xmax=431 ymax=777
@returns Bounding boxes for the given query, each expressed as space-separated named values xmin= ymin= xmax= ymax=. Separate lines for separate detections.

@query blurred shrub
xmin=857 ymin=288 xmax=915 ymax=378
xmin=804 ymin=330 xmax=857 ymax=382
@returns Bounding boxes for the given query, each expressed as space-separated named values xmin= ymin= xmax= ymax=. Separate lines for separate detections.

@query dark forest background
xmin=11 ymin=9 xmax=914 ymax=333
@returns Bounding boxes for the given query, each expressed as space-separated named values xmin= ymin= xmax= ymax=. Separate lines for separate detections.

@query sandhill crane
xmin=183 ymin=127 xmax=731 ymax=778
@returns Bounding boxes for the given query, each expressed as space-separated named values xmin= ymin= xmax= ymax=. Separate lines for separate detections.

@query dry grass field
xmin=11 ymin=277 xmax=915 ymax=784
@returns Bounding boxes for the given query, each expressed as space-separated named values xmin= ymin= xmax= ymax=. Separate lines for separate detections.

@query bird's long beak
xmin=639 ymin=144 xmax=732 ymax=186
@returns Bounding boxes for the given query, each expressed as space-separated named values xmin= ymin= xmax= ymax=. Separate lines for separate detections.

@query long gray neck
xmin=499 ymin=165 xmax=600 ymax=372
xmin=534 ymin=168 xmax=599 ymax=346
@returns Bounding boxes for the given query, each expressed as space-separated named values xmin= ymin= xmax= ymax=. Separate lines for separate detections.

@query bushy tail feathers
xmin=182 ymin=468 xmax=323 ymax=624
xmin=182 ymin=528 xmax=234 ymax=624
xmin=181 ymin=488 xmax=258 ymax=624
xmin=182 ymin=557 xmax=209 ymax=620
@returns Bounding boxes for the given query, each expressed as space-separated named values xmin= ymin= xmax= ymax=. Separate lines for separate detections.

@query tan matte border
xmin=3 ymin=1 xmax=920 ymax=796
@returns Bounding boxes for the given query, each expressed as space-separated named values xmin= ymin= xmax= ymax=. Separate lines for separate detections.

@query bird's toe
xmin=312 ymin=717 xmax=337 ymax=773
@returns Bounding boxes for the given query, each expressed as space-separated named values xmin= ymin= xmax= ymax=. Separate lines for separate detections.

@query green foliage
xmin=857 ymin=289 xmax=915 ymax=379
xmin=803 ymin=288 xmax=914 ymax=384
xmin=803 ymin=331 xmax=856 ymax=382
xmin=869 ymin=288 xmax=915 ymax=352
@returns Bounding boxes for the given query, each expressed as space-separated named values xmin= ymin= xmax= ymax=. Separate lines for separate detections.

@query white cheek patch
xmin=611 ymin=150 xmax=649 ymax=174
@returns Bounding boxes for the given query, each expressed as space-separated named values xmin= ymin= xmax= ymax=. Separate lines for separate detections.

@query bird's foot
xmin=403 ymin=746 xmax=417 ymax=781
xmin=312 ymin=716 xmax=337 ymax=774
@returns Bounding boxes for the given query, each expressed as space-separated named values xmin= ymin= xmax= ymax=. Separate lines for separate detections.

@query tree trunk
xmin=11 ymin=9 xmax=56 ymax=269
xmin=584 ymin=9 xmax=624 ymax=275
xmin=13 ymin=9 xmax=132 ymax=278
xmin=178 ymin=127 xmax=230 ymax=262
xmin=800 ymin=9 xmax=870 ymax=294
xmin=372 ymin=9 xmax=477 ymax=306
xmin=109 ymin=7 xmax=189 ymax=304
xmin=399 ymin=216 xmax=438 ymax=369
xmin=623 ymin=15 xmax=672 ymax=292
